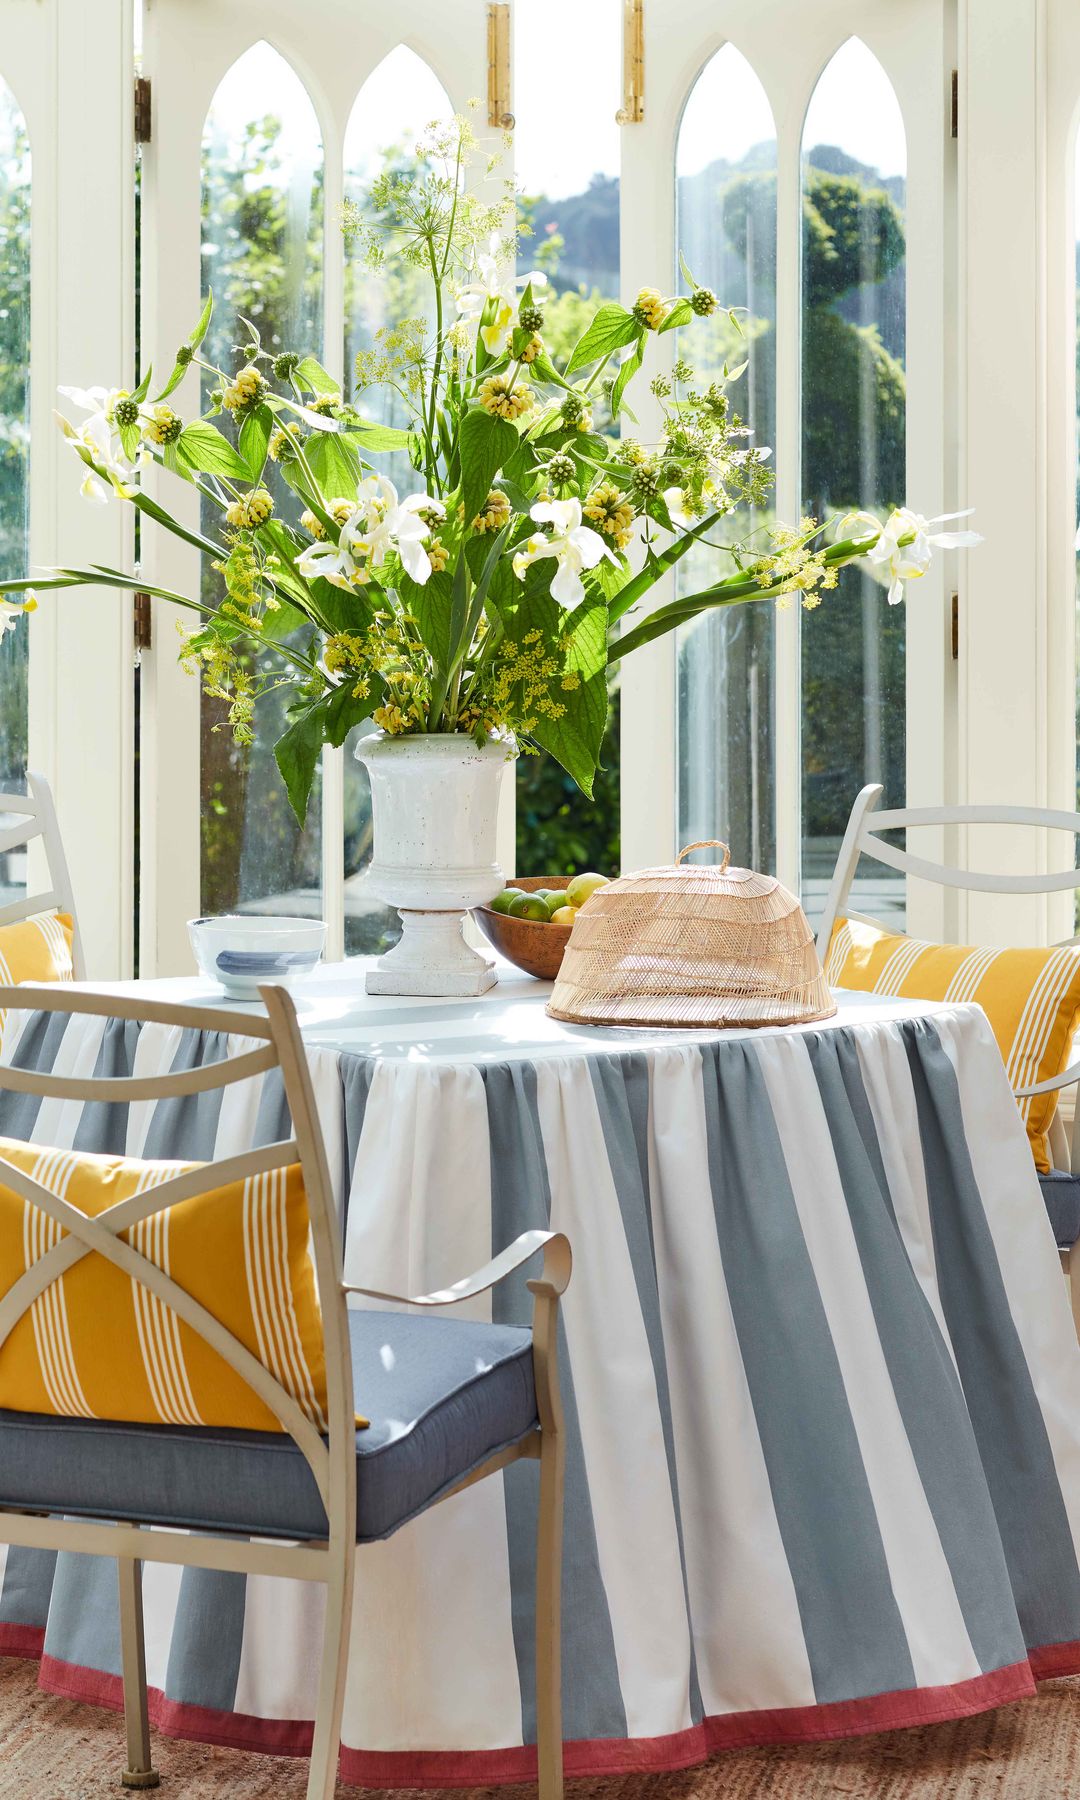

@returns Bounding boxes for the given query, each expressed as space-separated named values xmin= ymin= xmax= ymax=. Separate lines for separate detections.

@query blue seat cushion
xmin=0 ymin=1309 xmax=536 ymax=1544
xmin=1039 ymin=1169 xmax=1080 ymax=1250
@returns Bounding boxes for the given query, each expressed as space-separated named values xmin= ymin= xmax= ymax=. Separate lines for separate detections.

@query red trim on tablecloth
xmin=0 ymin=1622 xmax=44 ymax=1660
xmin=7 ymin=1647 xmax=1072 ymax=1788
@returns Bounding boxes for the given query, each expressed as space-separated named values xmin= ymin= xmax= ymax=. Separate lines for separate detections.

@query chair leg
xmin=535 ymin=1428 xmax=565 ymax=1800
xmin=306 ymin=1541 xmax=356 ymax=1800
xmin=117 ymin=1558 xmax=159 ymax=1790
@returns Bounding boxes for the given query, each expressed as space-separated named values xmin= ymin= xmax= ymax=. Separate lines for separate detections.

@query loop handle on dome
xmin=676 ymin=840 xmax=731 ymax=871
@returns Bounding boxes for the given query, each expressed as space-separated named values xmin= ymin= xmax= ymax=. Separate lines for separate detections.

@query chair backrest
xmin=0 ymin=983 xmax=354 ymax=1534
xmin=0 ymin=772 xmax=85 ymax=980
xmin=815 ymin=783 xmax=1080 ymax=965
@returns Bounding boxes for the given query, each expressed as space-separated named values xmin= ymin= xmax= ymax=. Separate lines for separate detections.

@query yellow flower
xmin=222 ymin=365 xmax=267 ymax=412
xmin=519 ymin=333 xmax=543 ymax=365
xmin=428 ymin=537 xmax=449 ymax=573
xmin=632 ymin=287 xmax=668 ymax=331
xmin=225 ymin=488 xmax=274 ymax=530
xmin=583 ymin=481 xmax=635 ymax=550
xmin=268 ymin=421 xmax=302 ymax=461
xmin=478 ymin=375 xmax=533 ymax=422
xmin=473 ymin=489 xmax=511 ymax=534
xmin=142 ymin=404 xmax=183 ymax=446
xmin=300 ymin=507 xmax=326 ymax=540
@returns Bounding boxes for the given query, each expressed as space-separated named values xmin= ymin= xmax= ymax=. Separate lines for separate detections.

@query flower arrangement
xmin=0 ymin=109 xmax=978 ymax=825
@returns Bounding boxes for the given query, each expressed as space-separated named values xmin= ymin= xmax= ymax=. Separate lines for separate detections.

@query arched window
xmin=800 ymin=38 xmax=906 ymax=925
xmin=341 ymin=47 xmax=452 ymax=955
xmin=675 ymin=44 xmax=776 ymax=872
xmin=198 ymin=43 xmax=324 ymax=922
xmin=0 ymin=75 xmax=30 ymax=811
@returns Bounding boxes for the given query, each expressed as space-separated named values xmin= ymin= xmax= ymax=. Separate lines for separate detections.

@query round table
xmin=0 ymin=962 xmax=1078 ymax=1785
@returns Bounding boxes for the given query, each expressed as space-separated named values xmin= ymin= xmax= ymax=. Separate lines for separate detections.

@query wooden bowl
xmin=474 ymin=876 xmax=574 ymax=982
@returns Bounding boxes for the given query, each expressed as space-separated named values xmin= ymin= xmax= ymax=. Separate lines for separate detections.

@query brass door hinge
xmin=616 ymin=0 xmax=644 ymax=125
xmin=135 ymin=75 xmax=152 ymax=145
xmin=134 ymin=590 xmax=152 ymax=655
xmin=487 ymin=5 xmax=514 ymax=129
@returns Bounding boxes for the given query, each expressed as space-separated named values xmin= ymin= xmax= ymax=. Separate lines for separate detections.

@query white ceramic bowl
xmin=187 ymin=915 xmax=327 ymax=999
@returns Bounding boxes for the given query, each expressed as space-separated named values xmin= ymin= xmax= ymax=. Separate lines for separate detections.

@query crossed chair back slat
xmin=0 ymin=773 xmax=85 ymax=978
xmin=0 ymin=983 xmax=355 ymax=1520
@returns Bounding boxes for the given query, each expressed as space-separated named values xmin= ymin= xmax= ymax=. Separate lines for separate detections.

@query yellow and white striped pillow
xmin=0 ymin=1138 xmax=339 ymax=1433
xmin=826 ymin=919 xmax=1080 ymax=1172
xmin=0 ymin=912 xmax=74 ymax=987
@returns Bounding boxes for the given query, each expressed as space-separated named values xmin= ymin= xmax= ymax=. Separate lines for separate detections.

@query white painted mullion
xmin=322 ymin=111 xmax=346 ymax=963
xmin=773 ymin=103 xmax=803 ymax=897
xmin=28 ymin=0 xmax=136 ymax=978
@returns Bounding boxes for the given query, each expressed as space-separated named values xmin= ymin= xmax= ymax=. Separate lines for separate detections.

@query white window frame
xmin=137 ymin=0 xmax=499 ymax=974
xmin=618 ymin=0 xmax=956 ymax=940
xmin=2 ymin=0 xmax=136 ymax=980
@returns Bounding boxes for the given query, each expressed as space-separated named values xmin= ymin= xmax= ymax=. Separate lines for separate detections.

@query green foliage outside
xmin=0 ymin=117 xmax=30 ymax=796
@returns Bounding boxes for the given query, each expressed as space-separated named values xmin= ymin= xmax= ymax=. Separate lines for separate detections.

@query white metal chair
xmin=0 ymin=982 xmax=570 ymax=1799
xmin=818 ymin=783 xmax=1080 ymax=1333
xmin=0 ymin=770 xmax=85 ymax=979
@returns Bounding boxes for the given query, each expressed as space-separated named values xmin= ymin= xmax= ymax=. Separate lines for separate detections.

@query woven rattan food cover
xmin=547 ymin=841 xmax=836 ymax=1029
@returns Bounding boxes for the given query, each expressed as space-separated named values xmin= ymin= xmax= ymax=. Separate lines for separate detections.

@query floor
xmin=0 ymin=1661 xmax=1077 ymax=1799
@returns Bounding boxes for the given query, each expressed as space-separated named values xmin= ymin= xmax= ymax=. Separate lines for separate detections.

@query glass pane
xmin=800 ymin=39 xmax=907 ymax=929
xmin=513 ymin=0 xmax=621 ymax=879
xmin=675 ymin=46 xmax=776 ymax=873
xmin=200 ymin=43 xmax=324 ymax=919
xmin=0 ymin=78 xmax=30 ymax=910
xmin=1075 ymin=124 xmax=1080 ymax=831
xmin=341 ymin=48 xmax=452 ymax=956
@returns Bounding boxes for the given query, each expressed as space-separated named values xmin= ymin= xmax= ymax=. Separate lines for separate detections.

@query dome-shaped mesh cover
xmin=547 ymin=842 xmax=835 ymax=1029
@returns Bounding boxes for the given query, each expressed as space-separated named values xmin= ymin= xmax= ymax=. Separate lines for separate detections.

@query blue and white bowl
xmin=187 ymin=915 xmax=327 ymax=999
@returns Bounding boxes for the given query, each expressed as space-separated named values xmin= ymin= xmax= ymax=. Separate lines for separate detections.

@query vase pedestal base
xmin=366 ymin=908 xmax=497 ymax=997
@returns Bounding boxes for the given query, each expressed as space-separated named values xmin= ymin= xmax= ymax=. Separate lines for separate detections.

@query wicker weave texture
xmin=547 ymin=842 xmax=836 ymax=1029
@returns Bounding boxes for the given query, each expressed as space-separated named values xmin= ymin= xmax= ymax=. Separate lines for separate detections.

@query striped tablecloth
xmin=0 ymin=962 xmax=1078 ymax=1785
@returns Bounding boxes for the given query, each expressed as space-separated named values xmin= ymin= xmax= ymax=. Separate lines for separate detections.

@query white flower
xmin=838 ymin=506 xmax=982 ymax=605
xmin=295 ymin=477 xmax=443 ymax=590
xmin=0 ymin=599 xmax=22 ymax=635
xmin=512 ymin=498 xmax=612 ymax=608
xmin=456 ymin=236 xmax=548 ymax=356
xmin=65 ymin=407 xmax=138 ymax=505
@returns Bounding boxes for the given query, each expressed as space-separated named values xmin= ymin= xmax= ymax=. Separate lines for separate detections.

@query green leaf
xmin=155 ymin=294 xmax=214 ymax=402
xmin=504 ymin=591 xmax=608 ymax=795
xmin=259 ymin=598 xmax=309 ymax=643
xmin=305 ymin=429 xmax=362 ymax=498
xmin=658 ymin=297 xmax=694 ymax=334
xmin=274 ymin=702 xmax=328 ymax=826
xmin=345 ymin=420 xmax=414 ymax=453
xmin=296 ymin=355 xmax=341 ymax=397
xmin=325 ymin=677 xmax=381 ymax=747
xmin=174 ymin=419 xmax=252 ymax=479
xmin=610 ymin=338 xmax=644 ymax=418
xmin=678 ymin=251 xmax=698 ymax=292
xmin=238 ymin=405 xmax=273 ymax=481
xmin=608 ymin=508 xmax=723 ymax=622
xmin=565 ymin=304 xmax=641 ymax=376
xmin=458 ymin=406 xmax=519 ymax=524
xmin=131 ymin=365 xmax=154 ymax=405
xmin=398 ymin=567 xmax=453 ymax=668
xmin=119 ymin=419 xmax=141 ymax=461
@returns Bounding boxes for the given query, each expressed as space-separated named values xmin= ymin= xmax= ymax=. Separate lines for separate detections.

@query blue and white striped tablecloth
xmin=0 ymin=963 xmax=1078 ymax=1785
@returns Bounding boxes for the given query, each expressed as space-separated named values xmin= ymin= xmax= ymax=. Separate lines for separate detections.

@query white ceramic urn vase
xmin=354 ymin=731 xmax=515 ymax=996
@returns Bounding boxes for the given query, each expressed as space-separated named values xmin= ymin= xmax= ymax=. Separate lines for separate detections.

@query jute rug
xmin=0 ymin=1660 xmax=1077 ymax=1799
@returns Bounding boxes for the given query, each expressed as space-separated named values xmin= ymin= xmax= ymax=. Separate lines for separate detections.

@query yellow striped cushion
xmin=0 ymin=912 xmax=74 ymax=985
xmin=0 ymin=1139 xmax=333 ymax=1433
xmin=826 ymin=919 xmax=1080 ymax=1172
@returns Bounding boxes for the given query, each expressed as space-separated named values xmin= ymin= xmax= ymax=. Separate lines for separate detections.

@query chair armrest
xmin=342 ymin=1229 xmax=572 ymax=1308
xmin=1016 ymin=1060 xmax=1080 ymax=1099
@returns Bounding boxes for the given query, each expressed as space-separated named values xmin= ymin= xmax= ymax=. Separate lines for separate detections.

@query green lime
xmin=543 ymin=890 xmax=570 ymax=917
xmin=508 ymin=893 xmax=551 ymax=922
xmin=488 ymin=887 xmax=523 ymax=914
